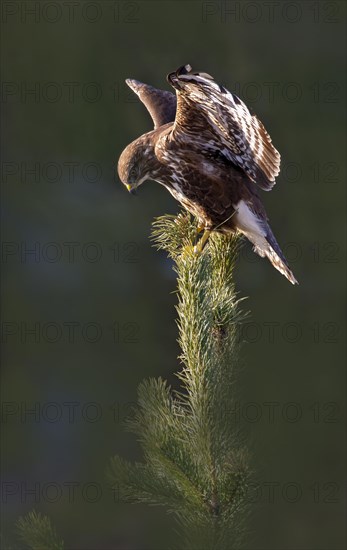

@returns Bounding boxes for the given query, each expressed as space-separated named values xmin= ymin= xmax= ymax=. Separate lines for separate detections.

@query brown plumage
xmin=118 ymin=64 xmax=298 ymax=285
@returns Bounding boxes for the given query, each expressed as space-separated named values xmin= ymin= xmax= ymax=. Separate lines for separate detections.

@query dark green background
xmin=1 ymin=1 xmax=346 ymax=548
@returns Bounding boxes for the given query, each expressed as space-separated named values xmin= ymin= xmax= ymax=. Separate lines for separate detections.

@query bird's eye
xmin=129 ymin=168 xmax=137 ymax=181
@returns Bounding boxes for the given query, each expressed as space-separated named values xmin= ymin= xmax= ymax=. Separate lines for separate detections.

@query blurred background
xmin=1 ymin=1 xmax=346 ymax=548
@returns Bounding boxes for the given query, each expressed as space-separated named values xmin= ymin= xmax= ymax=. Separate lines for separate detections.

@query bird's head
xmin=117 ymin=135 xmax=155 ymax=194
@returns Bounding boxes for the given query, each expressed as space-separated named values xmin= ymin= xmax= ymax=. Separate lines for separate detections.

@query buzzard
xmin=118 ymin=64 xmax=298 ymax=285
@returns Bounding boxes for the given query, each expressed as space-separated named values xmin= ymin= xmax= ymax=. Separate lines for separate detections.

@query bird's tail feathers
xmin=251 ymin=224 xmax=298 ymax=285
xmin=233 ymin=200 xmax=298 ymax=285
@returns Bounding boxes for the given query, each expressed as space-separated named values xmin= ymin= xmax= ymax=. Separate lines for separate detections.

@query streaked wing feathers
xmin=167 ymin=65 xmax=281 ymax=191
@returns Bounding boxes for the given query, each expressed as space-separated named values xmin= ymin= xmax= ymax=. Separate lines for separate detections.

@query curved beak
xmin=125 ymin=184 xmax=137 ymax=196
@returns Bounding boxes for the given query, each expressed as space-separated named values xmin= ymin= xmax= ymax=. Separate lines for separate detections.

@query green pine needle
xmin=16 ymin=511 xmax=64 ymax=550
xmin=110 ymin=212 xmax=251 ymax=549
xmin=14 ymin=213 xmax=251 ymax=550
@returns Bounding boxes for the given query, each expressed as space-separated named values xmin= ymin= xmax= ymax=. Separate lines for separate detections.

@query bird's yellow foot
xmin=181 ymin=230 xmax=211 ymax=257
xmin=193 ymin=230 xmax=211 ymax=254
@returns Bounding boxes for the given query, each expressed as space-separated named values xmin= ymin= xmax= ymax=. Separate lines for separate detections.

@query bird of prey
xmin=118 ymin=64 xmax=298 ymax=285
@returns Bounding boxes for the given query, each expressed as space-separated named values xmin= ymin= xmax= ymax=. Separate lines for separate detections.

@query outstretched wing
xmin=126 ymin=79 xmax=177 ymax=129
xmin=167 ymin=64 xmax=281 ymax=191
